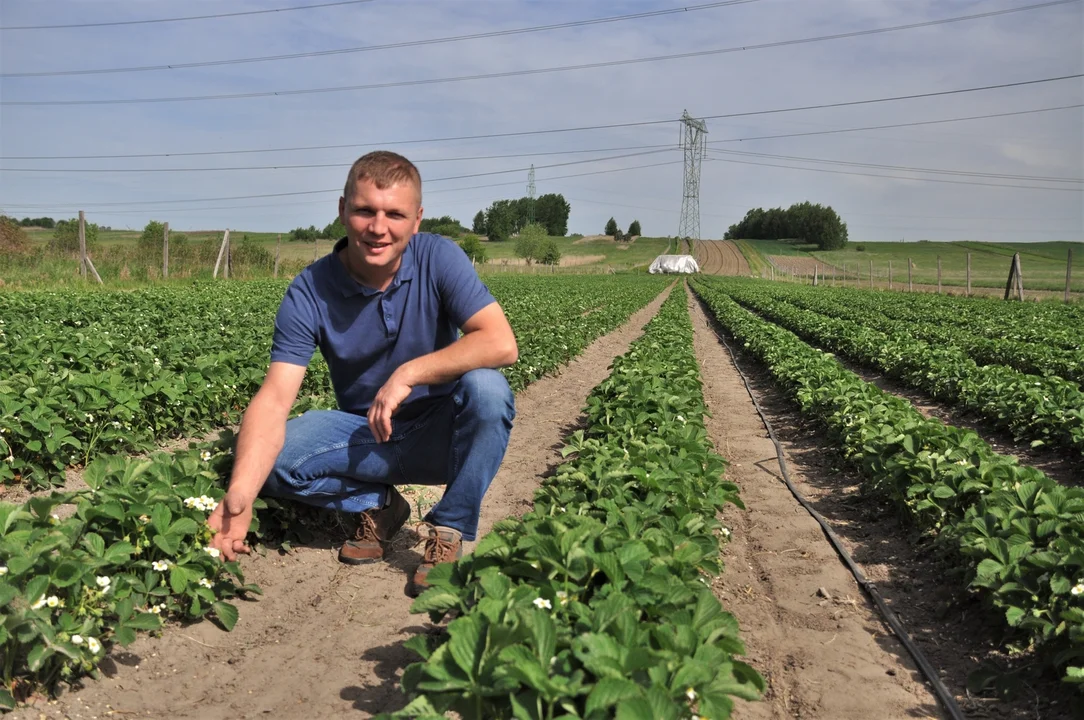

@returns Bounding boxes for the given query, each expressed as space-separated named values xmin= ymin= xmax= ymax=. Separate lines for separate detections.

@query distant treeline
xmin=724 ymin=202 xmax=848 ymax=250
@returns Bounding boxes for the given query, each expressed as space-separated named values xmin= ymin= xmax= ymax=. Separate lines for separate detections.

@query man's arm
xmin=367 ymin=301 xmax=517 ymax=442
xmin=207 ymin=361 xmax=307 ymax=560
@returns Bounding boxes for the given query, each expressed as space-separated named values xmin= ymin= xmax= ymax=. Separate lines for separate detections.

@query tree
xmin=289 ymin=225 xmax=319 ymax=242
xmin=322 ymin=216 xmax=346 ymax=239
xmin=514 ymin=223 xmax=548 ymax=264
xmin=50 ymin=218 xmax=99 ymax=253
xmin=457 ymin=234 xmax=487 ymax=264
xmin=627 ymin=220 xmax=641 ymax=237
xmin=604 ymin=217 xmax=618 ymax=236
xmin=723 ymin=202 xmax=847 ymax=250
xmin=472 ymin=210 xmax=486 ymax=234
xmin=138 ymin=220 xmax=167 ymax=251
xmin=535 ymin=193 xmax=570 ymax=236
xmin=484 ymin=201 xmax=515 ymax=242
xmin=539 ymin=238 xmax=561 ymax=266
xmin=419 ymin=215 xmax=467 ymax=238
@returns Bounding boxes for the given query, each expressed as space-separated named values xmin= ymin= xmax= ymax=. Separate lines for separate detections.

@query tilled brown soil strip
xmin=692 ymin=289 xmax=1078 ymax=720
xmin=14 ymin=286 xmax=673 ymax=720
xmin=687 ymin=287 xmax=943 ymax=720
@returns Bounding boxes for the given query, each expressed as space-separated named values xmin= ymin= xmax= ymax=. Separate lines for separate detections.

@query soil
xmin=690 ymin=287 xmax=1079 ymax=720
xmin=697 ymin=240 xmax=752 ymax=276
xmin=687 ymin=287 xmax=943 ymax=720
xmin=11 ymin=287 xmax=674 ymax=720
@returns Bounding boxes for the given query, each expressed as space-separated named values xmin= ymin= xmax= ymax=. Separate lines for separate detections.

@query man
xmin=207 ymin=151 xmax=518 ymax=596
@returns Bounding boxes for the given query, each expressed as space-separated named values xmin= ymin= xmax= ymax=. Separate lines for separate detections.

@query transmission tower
xmin=526 ymin=164 xmax=536 ymax=223
xmin=677 ymin=110 xmax=707 ymax=251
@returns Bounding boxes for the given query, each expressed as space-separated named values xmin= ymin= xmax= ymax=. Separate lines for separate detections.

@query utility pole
xmin=678 ymin=110 xmax=707 ymax=254
xmin=526 ymin=164 xmax=536 ymax=223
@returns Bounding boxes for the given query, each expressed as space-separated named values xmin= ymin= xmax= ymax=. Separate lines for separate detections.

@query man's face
xmin=338 ymin=178 xmax=422 ymax=281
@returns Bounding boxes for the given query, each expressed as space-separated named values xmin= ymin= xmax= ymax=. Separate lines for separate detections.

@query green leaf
xmin=446 ymin=615 xmax=483 ymax=677
xmin=212 ymin=601 xmax=239 ymax=631
xmin=51 ymin=560 xmax=84 ymax=587
xmin=169 ymin=565 xmax=190 ymax=594
xmin=125 ymin=612 xmax=163 ymax=631
xmin=614 ymin=697 xmax=654 ymax=720
xmin=586 ymin=677 xmax=641 ymax=714
xmin=27 ymin=643 xmax=53 ymax=672
xmin=0 ymin=688 xmax=15 ymax=710
xmin=82 ymin=532 xmax=105 ymax=557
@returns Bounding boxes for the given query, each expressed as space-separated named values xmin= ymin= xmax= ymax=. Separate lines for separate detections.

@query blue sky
xmin=1 ymin=0 xmax=1081 ymax=242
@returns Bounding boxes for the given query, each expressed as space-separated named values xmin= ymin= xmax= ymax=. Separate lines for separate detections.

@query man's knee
xmin=455 ymin=369 xmax=515 ymax=422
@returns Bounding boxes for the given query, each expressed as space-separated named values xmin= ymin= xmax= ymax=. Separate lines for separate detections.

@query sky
xmin=1 ymin=0 xmax=1082 ymax=242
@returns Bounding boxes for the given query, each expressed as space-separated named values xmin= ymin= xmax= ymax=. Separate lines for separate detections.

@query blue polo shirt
xmin=270 ymin=233 xmax=496 ymax=417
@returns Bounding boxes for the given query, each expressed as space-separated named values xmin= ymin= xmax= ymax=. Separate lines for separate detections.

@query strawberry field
xmin=2 ymin=273 xmax=1083 ymax=719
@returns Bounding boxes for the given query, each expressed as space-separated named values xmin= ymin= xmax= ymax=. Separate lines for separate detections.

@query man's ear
xmin=413 ymin=205 xmax=424 ymax=235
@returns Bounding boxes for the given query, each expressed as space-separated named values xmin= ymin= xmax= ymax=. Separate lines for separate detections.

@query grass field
xmin=732 ymin=237 xmax=1083 ymax=292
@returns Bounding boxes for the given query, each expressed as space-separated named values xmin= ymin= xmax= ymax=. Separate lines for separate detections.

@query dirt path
xmin=697 ymin=240 xmax=751 ymax=276
xmin=15 ymin=287 xmax=673 ymax=720
xmin=687 ymin=287 xmax=943 ymax=720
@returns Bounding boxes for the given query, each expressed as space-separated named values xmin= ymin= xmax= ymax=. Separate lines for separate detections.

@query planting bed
xmin=4 ymin=273 xmax=1083 ymax=719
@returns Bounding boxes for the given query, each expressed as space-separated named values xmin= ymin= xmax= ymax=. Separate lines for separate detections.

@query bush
xmin=539 ymin=238 xmax=561 ymax=266
xmin=50 ymin=218 xmax=99 ymax=254
xmin=289 ymin=225 xmax=319 ymax=242
xmin=457 ymin=234 xmax=487 ymax=264
xmin=0 ymin=216 xmax=30 ymax=255
xmin=856 ymin=244 xmax=866 ymax=252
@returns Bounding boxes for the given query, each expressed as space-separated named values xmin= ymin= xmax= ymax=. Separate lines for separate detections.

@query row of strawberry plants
xmin=0 ymin=437 xmax=260 ymax=709
xmin=713 ymin=279 xmax=1084 ymax=457
xmin=757 ymin=283 xmax=1082 ymax=387
xmin=0 ymin=275 xmax=668 ymax=488
xmin=377 ymin=288 xmax=764 ymax=720
xmin=692 ymin=278 xmax=1084 ymax=689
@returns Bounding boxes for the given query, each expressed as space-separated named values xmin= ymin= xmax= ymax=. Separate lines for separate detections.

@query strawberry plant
xmin=693 ymin=278 xmax=1084 ymax=691
xmin=377 ymin=288 xmax=763 ymax=719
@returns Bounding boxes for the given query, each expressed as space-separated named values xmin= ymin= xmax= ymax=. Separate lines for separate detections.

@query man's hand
xmin=207 ymin=490 xmax=253 ymax=562
xmin=368 ymin=371 xmax=414 ymax=443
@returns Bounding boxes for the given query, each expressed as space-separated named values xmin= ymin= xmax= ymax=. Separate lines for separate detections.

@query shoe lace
xmin=354 ymin=510 xmax=379 ymax=542
xmin=418 ymin=522 xmax=457 ymax=564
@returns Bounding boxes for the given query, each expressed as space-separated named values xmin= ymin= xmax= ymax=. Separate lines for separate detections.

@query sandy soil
xmin=697 ymin=240 xmax=752 ymax=276
xmin=687 ymin=287 xmax=942 ymax=720
xmin=12 ymin=287 xmax=673 ymax=720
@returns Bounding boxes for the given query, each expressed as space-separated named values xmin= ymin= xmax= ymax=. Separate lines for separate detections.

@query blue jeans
xmin=261 ymin=369 xmax=515 ymax=541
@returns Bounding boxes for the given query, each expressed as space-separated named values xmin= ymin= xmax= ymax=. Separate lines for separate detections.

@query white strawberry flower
xmin=71 ymin=634 xmax=84 ymax=645
xmin=0 ymin=566 xmax=7 ymax=575
xmin=199 ymin=578 xmax=213 ymax=589
xmin=204 ymin=546 xmax=221 ymax=558
xmin=152 ymin=560 xmax=170 ymax=572
xmin=532 ymin=597 xmax=552 ymax=610
xmin=1072 ymin=582 xmax=1084 ymax=597
xmin=31 ymin=595 xmax=47 ymax=610
xmin=46 ymin=595 xmax=60 ymax=608
xmin=686 ymin=687 xmax=698 ymax=701
xmin=555 ymin=590 xmax=568 ymax=606
xmin=200 ymin=450 xmax=212 ymax=462
xmin=86 ymin=637 xmax=101 ymax=654
xmin=96 ymin=575 xmax=111 ymax=590
xmin=151 ymin=603 xmax=166 ymax=614
xmin=4 ymin=455 xmax=12 ymax=463
xmin=86 ymin=413 xmax=94 ymax=422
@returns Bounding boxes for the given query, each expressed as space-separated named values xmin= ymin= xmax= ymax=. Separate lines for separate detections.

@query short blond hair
xmin=343 ymin=151 xmax=422 ymax=204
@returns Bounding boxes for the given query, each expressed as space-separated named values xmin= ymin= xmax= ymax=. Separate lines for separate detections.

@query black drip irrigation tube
xmin=692 ymin=290 xmax=968 ymax=720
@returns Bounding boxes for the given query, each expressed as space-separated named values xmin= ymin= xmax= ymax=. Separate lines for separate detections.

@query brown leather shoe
xmin=338 ymin=487 xmax=410 ymax=565
xmin=409 ymin=524 xmax=463 ymax=596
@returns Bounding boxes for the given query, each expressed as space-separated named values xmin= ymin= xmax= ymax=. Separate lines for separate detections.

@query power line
xmin=4 ymin=95 xmax=1079 ymax=164
xmin=0 ymin=0 xmax=376 ymax=31
xmin=0 ymin=144 xmax=674 ymax=173
xmin=703 ymin=152 xmax=1083 ymax=192
xmin=712 ymin=148 xmax=1083 ymax=183
xmin=2 ymin=1 xmax=755 ymax=77
xmin=709 ymin=104 xmax=1084 ymax=145
xmin=5 ymin=2 xmax=1077 ymax=106
xmin=1 ymin=156 xmax=682 ymax=209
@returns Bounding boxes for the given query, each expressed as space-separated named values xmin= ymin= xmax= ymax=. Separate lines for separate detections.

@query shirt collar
xmin=330 ymin=235 xmax=415 ymax=297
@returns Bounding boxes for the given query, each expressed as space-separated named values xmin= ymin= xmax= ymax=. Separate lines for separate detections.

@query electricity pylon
xmin=678 ymin=110 xmax=707 ymax=253
xmin=527 ymin=164 xmax=536 ymax=223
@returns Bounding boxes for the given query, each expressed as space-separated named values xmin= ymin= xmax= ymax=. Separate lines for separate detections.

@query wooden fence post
xmin=84 ymin=254 xmax=103 ymax=284
xmin=907 ymin=257 xmax=913 ymax=292
xmin=888 ymin=259 xmax=893 ymax=290
xmin=1066 ymin=248 xmax=1073 ymax=303
xmin=937 ymin=255 xmax=942 ymax=294
xmin=869 ymin=260 xmax=873 ymax=289
xmin=78 ymin=210 xmax=87 ymax=280
xmin=966 ymin=252 xmax=972 ymax=296
xmin=213 ymin=229 xmax=231 ymax=279
xmin=813 ymin=264 xmax=819 ymax=286
xmin=1004 ymin=253 xmax=1024 ymax=301
xmin=162 ymin=222 xmax=169 ymax=279
xmin=226 ymin=232 xmax=232 ymax=279
xmin=274 ymin=234 xmax=281 ymax=278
